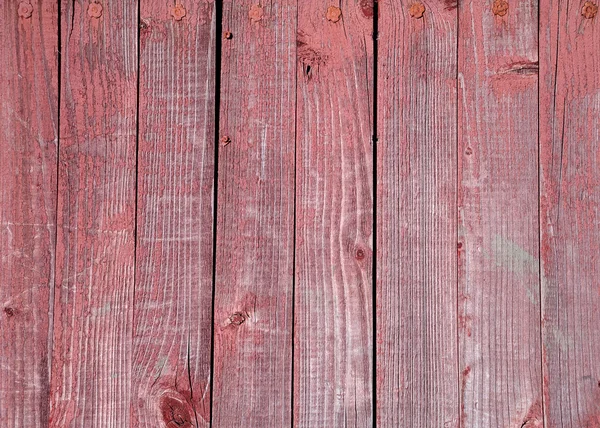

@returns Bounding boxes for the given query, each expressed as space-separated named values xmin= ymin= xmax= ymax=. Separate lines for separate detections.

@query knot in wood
xmin=355 ymin=248 xmax=365 ymax=260
xmin=18 ymin=2 xmax=33 ymax=19
xmin=465 ymin=146 xmax=473 ymax=155
xmin=229 ymin=312 xmax=246 ymax=325
xmin=87 ymin=2 xmax=103 ymax=18
xmin=249 ymin=4 xmax=263 ymax=22
xmin=220 ymin=136 xmax=231 ymax=146
xmin=582 ymin=1 xmax=598 ymax=18
xmin=326 ymin=6 xmax=342 ymax=22
xmin=409 ymin=3 xmax=425 ymax=19
xmin=492 ymin=0 xmax=509 ymax=16
xmin=4 ymin=307 xmax=15 ymax=317
xmin=171 ymin=4 xmax=186 ymax=21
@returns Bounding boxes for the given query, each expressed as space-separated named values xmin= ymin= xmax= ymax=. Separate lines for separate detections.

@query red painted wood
xmin=540 ymin=1 xmax=600 ymax=426
xmin=376 ymin=1 xmax=459 ymax=426
xmin=0 ymin=1 xmax=58 ymax=426
xmin=212 ymin=1 xmax=296 ymax=426
xmin=132 ymin=1 xmax=216 ymax=427
xmin=294 ymin=1 xmax=374 ymax=426
xmin=49 ymin=1 xmax=137 ymax=425
xmin=458 ymin=0 xmax=542 ymax=426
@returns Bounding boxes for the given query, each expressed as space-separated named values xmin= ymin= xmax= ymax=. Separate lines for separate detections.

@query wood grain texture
xmin=49 ymin=0 xmax=137 ymax=425
xmin=0 ymin=1 xmax=58 ymax=426
xmin=211 ymin=1 xmax=296 ymax=426
xmin=294 ymin=1 xmax=374 ymax=426
xmin=540 ymin=1 xmax=600 ymax=426
xmin=376 ymin=1 xmax=458 ymax=426
xmin=132 ymin=1 xmax=216 ymax=427
xmin=458 ymin=0 xmax=542 ymax=426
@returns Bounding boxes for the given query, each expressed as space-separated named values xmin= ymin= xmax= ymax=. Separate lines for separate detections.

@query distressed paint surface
xmin=376 ymin=1 xmax=459 ymax=426
xmin=294 ymin=0 xmax=374 ymax=426
xmin=132 ymin=1 xmax=216 ymax=427
xmin=458 ymin=0 xmax=543 ymax=426
xmin=3 ymin=1 xmax=600 ymax=426
xmin=0 ymin=1 xmax=58 ymax=426
xmin=212 ymin=1 xmax=296 ymax=426
xmin=540 ymin=1 xmax=600 ymax=427
xmin=49 ymin=0 xmax=138 ymax=426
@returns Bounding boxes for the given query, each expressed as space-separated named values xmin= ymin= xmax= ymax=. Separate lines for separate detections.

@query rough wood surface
xmin=132 ymin=1 xmax=216 ymax=427
xmin=211 ymin=1 xmax=296 ymax=426
xmin=540 ymin=1 xmax=600 ymax=426
xmin=49 ymin=0 xmax=138 ymax=425
xmin=458 ymin=0 xmax=542 ymax=426
xmin=376 ymin=1 xmax=459 ymax=426
xmin=0 ymin=1 xmax=58 ymax=426
xmin=294 ymin=1 xmax=374 ymax=426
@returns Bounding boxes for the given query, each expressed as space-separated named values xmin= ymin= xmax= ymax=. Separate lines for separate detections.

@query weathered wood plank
xmin=294 ymin=1 xmax=374 ymax=426
xmin=0 ymin=1 xmax=58 ymax=426
xmin=376 ymin=1 xmax=458 ymax=426
xmin=540 ymin=1 xmax=600 ymax=426
xmin=132 ymin=1 xmax=216 ymax=427
xmin=212 ymin=1 xmax=296 ymax=426
xmin=49 ymin=1 xmax=137 ymax=425
xmin=458 ymin=0 xmax=542 ymax=426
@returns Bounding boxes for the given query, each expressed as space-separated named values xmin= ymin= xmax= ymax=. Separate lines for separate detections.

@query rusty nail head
xmin=582 ymin=1 xmax=598 ymax=18
xmin=171 ymin=3 xmax=186 ymax=21
xmin=492 ymin=0 xmax=509 ymax=16
xmin=18 ymin=2 xmax=33 ymax=18
xmin=249 ymin=4 xmax=263 ymax=22
xmin=88 ymin=2 xmax=103 ymax=18
xmin=409 ymin=3 xmax=425 ymax=19
xmin=221 ymin=136 xmax=231 ymax=146
xmin=326 ymin=6 xmax=342 ymax=22
xmin=224 ymin=31 xmax=233 ymax=39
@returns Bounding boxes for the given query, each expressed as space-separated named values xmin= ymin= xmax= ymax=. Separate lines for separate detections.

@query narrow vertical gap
xmin=290 ymin=0 xmax=299 ymax=425
xmin=48 ymin=0 xmax=64 ymax=412
xmin=132 ymin=0 xmax=142 ymax=420
xmin=455 ymin=3 xmax=461 ymax=428
xmin=209 ymin=0 xmax=224 ymax=426
xmin=537 ymin=2 xmax=545 ymax=427
xmin=372 ymin=1 xmax=378 ymax=426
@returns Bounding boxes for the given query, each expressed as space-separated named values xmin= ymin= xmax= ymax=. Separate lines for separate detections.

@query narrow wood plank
xmin=0 ymin=1 xmax=58 ymax=426
xmin=540 ymin=1 xmax=600 ymax=426
xmin=212 ymin=1 xmax=296 ymax=425
xmin=132 ymin=1 xmax=216 ymax=426
xmin=376 ymin=1 xmax=458 ymax=426
xmin=458 ymin=0 xmax=542 ymax=426
xmin=294 ymin=1 xmax=374 ymax=426
xmin=49 ymin=1 xmax=137 ymax=425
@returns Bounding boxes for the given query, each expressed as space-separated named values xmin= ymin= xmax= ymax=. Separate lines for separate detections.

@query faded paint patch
xmin=485 ymin=235 xmax=540 ymax=304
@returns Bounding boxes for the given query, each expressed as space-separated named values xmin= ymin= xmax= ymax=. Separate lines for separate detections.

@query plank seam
xmin=372 ymin=1 xmax=379 ymax=426
xmin=209 ymin=1 xmax=224 ymax=426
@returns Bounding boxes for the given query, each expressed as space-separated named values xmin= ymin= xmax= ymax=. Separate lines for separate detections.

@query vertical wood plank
xmin=540 ymin=1 xmax=600 ymax=426
xmin=294 ymin=1 xmax=373 ymax=426
xmin=458 ymin=0 xmax=542 ymax=426
xmin=0 ymin=1 xmax=58 ymax=426
xmin=132 ymin=1 xmax=216 ymax=426
xmin=49 ymin=0 xmax=137 ymax=425
xmin=376 ymin=1 xmax=458 ymax=426
xmin=212 ymin=0 xmax=296 ymax=425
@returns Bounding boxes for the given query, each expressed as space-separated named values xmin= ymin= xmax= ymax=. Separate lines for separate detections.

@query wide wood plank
xmin=294 ymin=1 xmax=374 ymax=426
xmin=49 ymin=1 xmax=137 ymax=425
xmin=0 ymin=1 xmax=58 ymax=426
xmin=376 ymin=1 xmax=458 ymax=426
xmin=458 ymin=0 xmax=542 ymax=426
xmin=212 ymin=1 xmax=296 ymax=426
xmin=540 ymin=1 xmax=600 ymax=426
xmin=132 ymin=1 xmax=216 ymax=426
